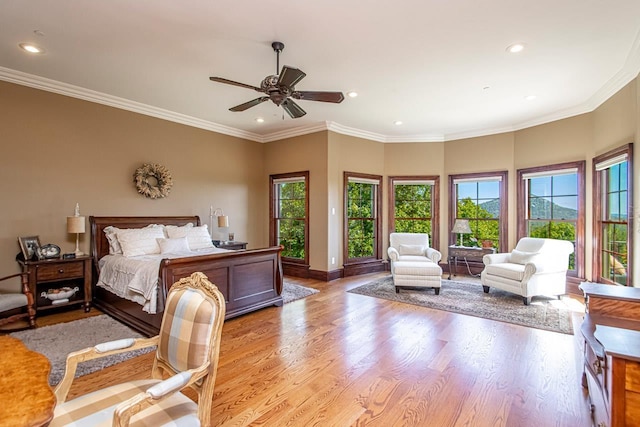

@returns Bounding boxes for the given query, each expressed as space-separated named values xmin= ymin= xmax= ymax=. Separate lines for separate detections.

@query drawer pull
xmin=593 ymin=359 xmax=602 ymax=374
xmin=58 ymin=269 xmax=64 ymax=274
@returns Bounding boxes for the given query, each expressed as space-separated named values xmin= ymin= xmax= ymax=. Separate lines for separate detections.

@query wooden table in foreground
xmin=0 ymin=335 xmax=56 ymax=427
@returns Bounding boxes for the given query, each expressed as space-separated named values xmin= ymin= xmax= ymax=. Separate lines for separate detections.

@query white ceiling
xmin=1 ymin=0 xmax=640 ymax=143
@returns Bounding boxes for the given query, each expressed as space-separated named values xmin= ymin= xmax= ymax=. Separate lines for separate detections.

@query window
xmin=344 ymin=172 xmax=382 ymax=262
xmin=517 ymin=161 xmax=585 ymax=276
xmin=389 ymin=176 xmax=440 ymax=250
xmin=270 ymin=172 xmax=309 ymax=268
xmin=449 ymin=172 xmax=507 ymax=251
xmin=593 ymin=144 xmax=633 ymax=286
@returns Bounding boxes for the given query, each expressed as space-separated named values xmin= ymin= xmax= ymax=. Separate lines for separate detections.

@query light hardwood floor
xmin=46 ymin=273 xmax=593 ymax=426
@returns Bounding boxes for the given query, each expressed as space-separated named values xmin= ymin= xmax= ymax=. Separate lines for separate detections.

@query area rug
xmin=11 ymin=315 xmax=155 ymax=385
xmin=348 ymin=276 xmax=580 ymax=334
xmin=282 ymin=281 xmax=319 ymax=303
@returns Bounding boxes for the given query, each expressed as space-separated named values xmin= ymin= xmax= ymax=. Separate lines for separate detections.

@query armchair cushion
xmin=0 ymin=293 xmax=28 ymax=312
xmin=398 ymin=244 xmax=426 ymax=256
xmin=51 ymin=379 xmax=199 ymax=427
xmin=510 ymin=249 xmax=539 ymax=265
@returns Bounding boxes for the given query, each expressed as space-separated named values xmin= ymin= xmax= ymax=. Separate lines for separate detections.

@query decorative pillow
xmin=157 ymin=237 xmax=191 ymax=254
xmin=166 ymin=224 xmax=213 ymax=250
xmin=510 ymin=249 xmax=539 ymax=265
xmin=398 ymin=244 xmax=426 ymax=256
xmin=164 ymin=223 xmax=194 ymax=236
xmin=104 ymin=224 xmax=165 ymax=255
xmin=117 ymin=226 xmax=166 ymax=257
xmin=104 ymin=226 xmax=123 ymax=255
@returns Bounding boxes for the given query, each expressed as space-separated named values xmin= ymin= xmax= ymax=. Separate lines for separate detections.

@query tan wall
xmin=263 ymin=132 xmax=329 ymax=271
xmin=0 ymin=81 xmax=266 ymax=283
xmin=2 ymin=73 xmax=638 ymax=286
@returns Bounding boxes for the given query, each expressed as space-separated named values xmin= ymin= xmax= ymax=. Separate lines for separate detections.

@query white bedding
xmin=97 ymin=246 xmax=230 ymax=314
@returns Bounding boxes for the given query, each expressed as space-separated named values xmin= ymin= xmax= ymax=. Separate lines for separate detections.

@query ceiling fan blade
xmin=281 ymin=99 xmax=306 ymax=118
xmin=229 ymin=97 xmax=269 ymax=112
xmin=209 ymin=77 xmax=262 ymax=92
xmin=277 ymin=66 xmax=306 ymax=89
xmin=292 ymin=91 xmax=345 ymax=103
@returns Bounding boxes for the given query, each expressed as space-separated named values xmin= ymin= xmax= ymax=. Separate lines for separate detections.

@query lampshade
xmin=451 ymin=219 xmax=471 ymax=234
xmin=217 ymin=215 xmax=229 ymax=228
xmin=67 ymin=216 xmax=86 ymax=234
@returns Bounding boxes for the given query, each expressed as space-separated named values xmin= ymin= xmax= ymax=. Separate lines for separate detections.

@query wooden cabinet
xmin=580 ymin=282 xmax=640 ymax=427
xmin=18 ymin=256 xmax=92 ymax=313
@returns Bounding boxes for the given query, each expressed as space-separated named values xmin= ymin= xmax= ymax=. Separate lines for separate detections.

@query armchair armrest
xmin=54 ymin=335 xmax=159 ymax=403
xmin=425 ymin=248 xmax=442 ymax=264
xmin=388 ymin=247 xmax=400 ymax=261
xmin=482 ymin=253 xmax=511 ymax=265
xmin=113 ymin=367 xmax=208 ymax=427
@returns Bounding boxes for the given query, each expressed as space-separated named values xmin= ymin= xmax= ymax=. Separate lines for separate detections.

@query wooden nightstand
xmin=17 ymin=255 xmax=92 ymax=313
xmin=213 ymin=241 xmax=247 ymax=250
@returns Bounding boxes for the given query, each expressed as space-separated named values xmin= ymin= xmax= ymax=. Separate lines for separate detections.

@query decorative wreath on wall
xmin=134 ymin=163 xmax=173 ymax=199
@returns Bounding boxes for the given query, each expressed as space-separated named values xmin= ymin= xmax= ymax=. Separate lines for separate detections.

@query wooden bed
xmin=90 ymin=216 xmax=283 ymax=336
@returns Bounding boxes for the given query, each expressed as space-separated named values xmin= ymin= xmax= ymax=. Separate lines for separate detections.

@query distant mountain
xmin=478 ymin=197 xmax=578 ymax=219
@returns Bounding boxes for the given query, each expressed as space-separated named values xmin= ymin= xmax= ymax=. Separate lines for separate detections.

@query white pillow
xmin=117 ymin=226 xmax=166 ymax=257
xmin=398 ymin=244 xmax=426 ymax=256
xmin=104 ymin=224 xmax=164 ymax=255
xmin=166 ymin=224 xmax=213 ymax=250
xmin=510 ymin=249 xmax=539 ymax=265
xmin=104 ymin=226 xmax=123 ymax=255
xmin=157 ymin=237 xmax=191 ymax=254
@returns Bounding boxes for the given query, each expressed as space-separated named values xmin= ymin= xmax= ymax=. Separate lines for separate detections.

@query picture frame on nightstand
xmin=18 ymin=235 xmax=41 ymax=261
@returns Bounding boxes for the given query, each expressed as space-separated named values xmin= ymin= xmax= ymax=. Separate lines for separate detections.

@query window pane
xmin=529 ymin=196 xmax=551 ymax=219
xmin=457 ymin=182 xmax=477 ymax=199
xmin=553 ymin=174 xmax=577 ymax=195
xmin=552 ymin=196 xmax=578 ymax=219
xmin=478 ymin=181 xmax=500 ymax=198
xmin=530 ymin=176 xmax=551 ymax=197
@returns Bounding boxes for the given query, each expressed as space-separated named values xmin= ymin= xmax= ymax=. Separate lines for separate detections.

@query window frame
xmin=448 ymin=171 xmax=508 ymax=251
xmin=269 ymin=171 xmax=310 ymax=267
xmin=343 ymin=171 xmax=383 ymax=264
xmin=592 ymin=144 xmax=634 ymax=286
xmin=517 ymin=161 xmax=585 ymax=278
xmin=388 ymin=175 xmax=440 ymax=250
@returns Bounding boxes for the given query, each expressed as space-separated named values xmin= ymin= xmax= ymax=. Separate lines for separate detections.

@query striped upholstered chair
xmin=50 ymin=272 xmax=226 ymax=427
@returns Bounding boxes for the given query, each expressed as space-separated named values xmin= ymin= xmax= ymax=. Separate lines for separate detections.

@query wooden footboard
xmin=90 ymin=216 xmax=283 ymax=337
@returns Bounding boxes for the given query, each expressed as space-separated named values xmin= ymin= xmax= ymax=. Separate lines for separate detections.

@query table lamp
xmin=451 ymin=219 xmax=472 ymax=247
xmin=67 ymin=203 xmax=85 ymax=256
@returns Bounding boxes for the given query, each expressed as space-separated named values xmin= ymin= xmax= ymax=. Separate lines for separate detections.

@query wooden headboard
xmin=89 ymin=215 xmax=201 ymax=264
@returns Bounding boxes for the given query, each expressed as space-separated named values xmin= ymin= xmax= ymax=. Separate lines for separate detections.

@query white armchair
xmin=480 ymin=237 xmax=574 ymax=305
xmin=388 ymin=233 xmax=441 ymax=273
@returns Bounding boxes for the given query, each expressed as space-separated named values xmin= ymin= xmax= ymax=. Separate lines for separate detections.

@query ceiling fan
xmin=209 ymin=41 xmax=344 ymax=119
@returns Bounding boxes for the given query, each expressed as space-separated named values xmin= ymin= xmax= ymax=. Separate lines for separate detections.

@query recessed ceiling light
xmin=524 ymin=95 xmax=537 ymax=101
xmin=255 ymin=117 xmax=264 ymax=123
xmin=393 ymin=120 xmax=403 ymax=126
xmin=347 ymin=91 xmax=358 ymax=98
xmin=19 ymin=43 xmax=44 ymax=54
xmin=506 ymin=43 xmax=525 ymax=53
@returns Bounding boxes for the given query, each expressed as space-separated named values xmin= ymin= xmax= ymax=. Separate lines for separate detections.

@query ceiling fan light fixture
xmin=255 ymin=117 xmax=265 ymax=123
xmin=393 ymin=120 xmax=403 ymax=126
xmin=506 ymin=43 xmax=525 ymax=53
xmin=524 ymin=95 xmax=537 ymax=101
xmin=19 ymin=43 xmax=44 ymax=54
xmin=347 ymin=91 xmax=358 ymax=98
